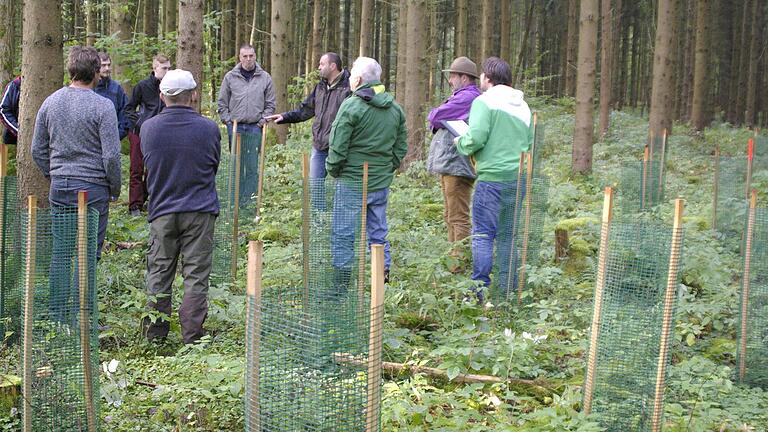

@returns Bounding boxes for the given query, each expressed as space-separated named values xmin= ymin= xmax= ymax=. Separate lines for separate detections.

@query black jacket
xmin=280 ymin=69 xmax=351 ymax=151
xmin=1 ymin=77 xmax=21 ymax=144
xmin=125 ymin=72 xmax=165 ymax=133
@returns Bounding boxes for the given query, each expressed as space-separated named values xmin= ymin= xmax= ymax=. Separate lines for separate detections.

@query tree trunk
xmin=380 ymin=1 xmax=391 ymax=87
xmin=715 ymin=0 xmax=733 ymax=111
xmin=572 ymin=0 xmax=597 ymax=174
xmin=480 ymin=0 xmax=492 ymax=60
xmin=395 ymin=0 xmax=407 ymax=104
xmin=455 ymin=0 xmax=467 ymax=56
xmin=177 ymin=0 xmax=204 ymax=110
xmin=0 ymin=0 xmax=14 ymax=86
xmin=359 ymin=0 xmax=374 ymax=56
xmin=271 ymin=0 xmax=291 ymax=143
xmin=734 ymin=0 xmax=750 ymax=124
xmin=745 ymin=0 xmax=760 ymax=127
xmin=690 ymin=0 xmax=710 ymax=130
xmin=514 ymin=0 xmax=536 ymax=86
xmin=648 ymin=0 xmax=676 ymax=138
xmin=86 ymin=0 xmax=97 ymax=44
xmin=221 ymin=0 xmax=235 ymax=61
xmin=19 ymin=0 xmax=64 ymax=204
xmin=310 ymin=0 xmax=324 ymax=67
xmin=235 ymin=0 xmax=245 ymax=50
xmin=144 ymin=0 xmax=158 ymax=36
xmin=598 ymin=0 xmax=613 ymax=137
xmin=110 ymin=0 xmax=133 ymax=92
xmin=403 ymin=0 xmax=426 ymax=167
xmin=326 ymin=0 xmax=338 ymax=50
xmin=565 ymin=0 xmax=579 ymax=96
xmin=500 ymin=0 xmax=511 ymax=60
xmin=351 ymin=0 xmax=362 ymax=59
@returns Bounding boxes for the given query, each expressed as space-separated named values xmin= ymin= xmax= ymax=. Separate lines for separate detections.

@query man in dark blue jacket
xmin=0 ymin=76 xmax=21 ymax=144
xmin=94 ymin=52 xmax=130 ymax=140
xmin=140 ymin=69 xmax=220 ymax=344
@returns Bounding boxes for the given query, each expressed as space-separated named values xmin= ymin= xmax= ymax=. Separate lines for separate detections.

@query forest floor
xmin=3 ymin=97 xmax=768 ymax=431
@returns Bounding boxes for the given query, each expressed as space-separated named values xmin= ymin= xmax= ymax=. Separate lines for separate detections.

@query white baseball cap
xmin=159 ymin=69 xmax=197 ymax=96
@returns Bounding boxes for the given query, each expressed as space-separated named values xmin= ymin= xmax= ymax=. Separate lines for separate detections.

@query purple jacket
xmin=427 ymin=84 xmax=481 ymax=131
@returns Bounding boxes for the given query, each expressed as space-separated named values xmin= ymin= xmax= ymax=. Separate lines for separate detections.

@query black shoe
xmin=384 ymin=269 xmax=390 ymax=284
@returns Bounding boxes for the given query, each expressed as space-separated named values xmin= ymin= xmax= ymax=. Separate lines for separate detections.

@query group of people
xmin=2 ymin=42 xmax=530 ymax=343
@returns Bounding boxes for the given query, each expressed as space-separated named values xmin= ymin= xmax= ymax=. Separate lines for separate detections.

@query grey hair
xmin=350 ymin=57 xmax=382 ymax=83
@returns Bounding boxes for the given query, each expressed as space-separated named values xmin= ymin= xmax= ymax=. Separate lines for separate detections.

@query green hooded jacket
xmin=326 ymin=81 xmax=408 ymax=191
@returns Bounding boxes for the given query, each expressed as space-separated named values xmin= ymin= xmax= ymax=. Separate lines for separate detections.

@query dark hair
xmin=98 ymin=51 xmax=111 ymax=62
xmin=482 ymin=57 xmax=512 ymax=86
xmin=323 ymin=52 xmax=342 ymax=71
xmin=67 ymin=46 xmax=100 ymax=83
xmin=152 ymin=54 xmax=170 ymax=66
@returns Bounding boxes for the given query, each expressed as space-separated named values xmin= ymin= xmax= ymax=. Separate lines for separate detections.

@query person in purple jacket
xmin=426 ymin=57 xmax=481 ymax=267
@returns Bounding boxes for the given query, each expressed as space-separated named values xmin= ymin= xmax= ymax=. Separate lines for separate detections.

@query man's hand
xmin=265 ymin=114 xmax=284 ymax=123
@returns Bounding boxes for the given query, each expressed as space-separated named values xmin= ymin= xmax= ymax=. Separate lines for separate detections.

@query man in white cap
xmin=140 ymin=69 xmax=221 ymax=344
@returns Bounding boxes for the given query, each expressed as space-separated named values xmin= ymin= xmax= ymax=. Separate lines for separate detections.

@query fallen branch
xmin=135 ymin=379 xmax=158 ymax=388
xmin=333 ymin=353 xmax=551 ymax=392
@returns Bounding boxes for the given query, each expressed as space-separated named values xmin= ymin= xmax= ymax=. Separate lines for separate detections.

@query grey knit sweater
xmin=32 ymin=86 xmax=122 ymax=197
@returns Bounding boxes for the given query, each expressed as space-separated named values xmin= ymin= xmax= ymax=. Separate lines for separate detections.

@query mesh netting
xmin=712 ymin=155 xmax=748 ymax=237
xmin=530 ymin=122 xmax=546 ymax=179
xmin=618 ymin=159 xmax=664 ymax=214
xmin=232 ymin=130 xmax=263 ymax=216
xmin=583 ymin=217 xmax=682 ymax=431
xmin=490 ymin=153 xmax=550 ymax=304
xmin=21 ymin=205 xmax=100 ymax=431
xmin=211 ymin=145 xmax=234 ymax=287
xmin=0 ymin=176 xmax=21 ymax=342
xmin=737 ymin=207 xmax=768 ymax=389
xmin=245 ymin=176 xmax=384 ymax=431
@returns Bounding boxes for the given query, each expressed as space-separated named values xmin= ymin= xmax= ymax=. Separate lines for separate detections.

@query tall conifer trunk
xmin=648 ymin=0 xmax=676 ymax=137
xmin=177 ymin=0 xmax=204 ymax=110
xmin=572 ymin=0 xmax=597 ymax=174
xmin=690 ymin=0 xmax=710 ymax=130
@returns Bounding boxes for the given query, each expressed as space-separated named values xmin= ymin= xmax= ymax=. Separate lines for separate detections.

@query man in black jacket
xmin=125 ymin=54 xmax=171 ymax=216
xmin=266 ymin=52 xmax=351 ymax=179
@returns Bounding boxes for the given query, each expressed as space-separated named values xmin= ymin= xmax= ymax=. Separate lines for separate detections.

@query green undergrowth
xmin=1 ymin=99 xmax=766 ymax=431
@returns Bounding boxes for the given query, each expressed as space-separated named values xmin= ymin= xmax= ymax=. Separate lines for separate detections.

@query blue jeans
xmin=227 ymin=123 xmax=261 ymax=207
xmin=309 ymin=148 xmax=329 ymax=211
xmin=471 ymin=180 xmax=524 ymax=300
xmin=331 ymin=182 xmax=391 ymax=272
xmin=310 ymin=147 xmax=328 ymax=179
xmin=48 ymin=178 xmax=108 ymax=323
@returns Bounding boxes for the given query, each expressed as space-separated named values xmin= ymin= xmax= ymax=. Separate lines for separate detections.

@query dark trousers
xmin=144 ymin=212 xmax=216 ymax=344
xmin=128 ymin=132 xmax=147 ymax=211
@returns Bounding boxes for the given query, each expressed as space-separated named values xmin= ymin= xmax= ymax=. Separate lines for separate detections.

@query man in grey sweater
xmin=32 ymin=45 xmax=122 ymax=257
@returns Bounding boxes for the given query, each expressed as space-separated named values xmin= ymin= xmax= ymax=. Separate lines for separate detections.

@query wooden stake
xmin=529 ymin=112 xmax=538 ymax=166
xmin=77 ymin=192 xmax=96 ymax=432
xmin=301 ymin=154 xmax=310 ymax=311
xmin=517 ymin=153 xmax=535 ymax=305
xmin=712 ymin=146 xmax=720 ymax=231
xmin=366 ymin=244 xmax=385 ymax=432
xmin=0 ymin=144 xmax=7 ymax=178
xmin=22 ymin=196 xmax=37 ymax=432
xmin=231 ymin=133 xmax=242 ymax=283
xmin=651 ymin=198 xmax=685 ymax=432
xmin=738 ymin=190 xmax=757 ymax=382
xmin=746 ymin=138 xmax=754 ymax=200
xmin=658 ymin=129 xmax=667 ymax=201
xmin=256 ymin=125 xmax=268 ymax=220
xmin=246 ymin=241 xmax=263 ymax=430
xmin=641 ymin=145 xmax=650 ymax=210
xmin=506 ymin=153 xmax=527 ymax=301
xmin=582 ymin=187 xmax=614 ymax=415
xmin=357 ymin=162 xmax=369 ymax=306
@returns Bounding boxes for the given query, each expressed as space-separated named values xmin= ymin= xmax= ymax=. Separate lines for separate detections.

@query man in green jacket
xmin=326 ymin=56 xmax=407 ymax=292
xmin=456 ymin=57 xmax=533 ymax=302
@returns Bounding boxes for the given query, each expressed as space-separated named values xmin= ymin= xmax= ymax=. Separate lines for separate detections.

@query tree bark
xmin=110 ymin=0 xmax=133 ymax=92
xmin=733 ymin=0 xmax=750 ymax=124
xmin=395 ymin=0 xmax=407 ymax=104
xmin=648 ymin=0 xmax=676 ymax=138
xmin=0 ymin=0 xmax=14 ymax=86
xmin=500 ymin=0 xmax=511 ymax=61
xmin=177 ymin=0 xmax=204 ymax=111
xmin=403 ymin=0 xmax=426 ymax=167
xmin=690 ymin=0 xmax=710 ymax=130
xmin=745 ymin=0 xmax=760 ymax=127
xmin=271 ymin=0 xmax=291 ymax=143
xmin=380 ymin=1 xmax=391 ymax=87
xmin=514 ymin=0 xmax=536 ymax=86
xmin=310 ymin=0 xmax=324 ymax=67
xmin=565 ymin=0 xmax=579 ymax=96
xmin=480 ymin=0 xmax=492 ymax=60
xmin=19 ymin=0 xmax=64 ymax=204
xmin=455 ymin=0 xmax=467 ymax=56
xmin=598 ymin=0 xmax=613 ymax=137
xmin=221 ymin=0 xmax=235 ymax=62
xmin=86 ymin=0 xmax=97 ymax=45
xmin=359 ymin=0 xmax=374 ymax=56
xmin=235 ymin=0 xmax=245 ymax=50
xmin=572 ymin=0 xmax=597 ymax=174
xmin=144 ymin=0 xmax=158 ymax=37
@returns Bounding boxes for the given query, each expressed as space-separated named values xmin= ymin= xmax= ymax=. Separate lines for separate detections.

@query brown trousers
xmin=440 ymin=175 xmax=474 ymax=243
